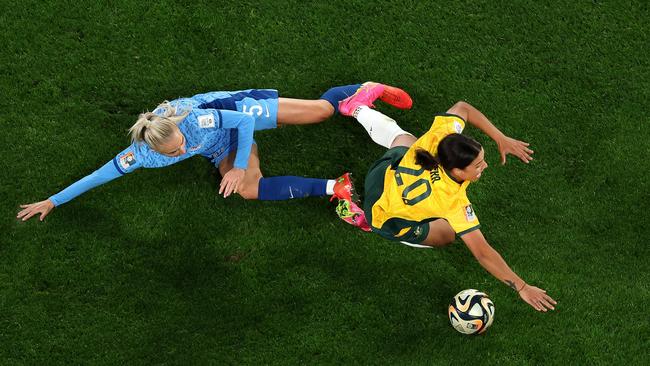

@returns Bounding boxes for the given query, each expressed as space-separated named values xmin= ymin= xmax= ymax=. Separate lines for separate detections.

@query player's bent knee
xmin=238 ymin=191 xmax=258 ymax=200
xmin=442 ymin=230 xmax=455 ymax=245
xmin=430 ymin=238 xmax=454 ymax=247
xmin=236 ymin=173 xmax=263 ymax=200
xmin=316 ymin=103 xmax=334 ymax=121
xmin=422 ymin=230 xmax=455 ymax=247
xmin=236 ymin=184 xmax=258 ymax=200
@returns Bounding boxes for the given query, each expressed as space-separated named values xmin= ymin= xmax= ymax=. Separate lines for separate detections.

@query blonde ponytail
xmin=129 ymin=101 xmax=190 ymax=150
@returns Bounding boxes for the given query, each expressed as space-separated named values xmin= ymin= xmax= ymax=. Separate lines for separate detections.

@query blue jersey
xmin=114 ymin=108 xmax=250 ymax=174
xmin=49 ymin=89 xmax=279 ymax=206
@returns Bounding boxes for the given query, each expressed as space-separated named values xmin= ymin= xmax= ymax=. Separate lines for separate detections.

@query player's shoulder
xmin=151 ymin=98 xmax=196 ymax=116
xmin=433 ymin=112 xmax=466 ymax=123
xmin=429 ymin=113 xmax=466 ymax=134
xmin=185 ymin=108 xmax=223 ymax=130
xmin=128 ymin=141 xmax=158 ymax=162
xmin=173 ymin=99 xmax=196 ymax=114
xmin=432 ymin=112 xmax=466 ymax=126
xmin=411 ymin=113 xmax=466 ymax=151
xmin=129 ymin=142 xmax=182 ymax=168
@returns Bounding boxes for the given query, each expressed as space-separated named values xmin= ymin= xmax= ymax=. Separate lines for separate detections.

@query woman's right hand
xmin=496 ymin=135 xmax=534 ymax=165
xmin=17 ymin=199 xmax=55 ymax=222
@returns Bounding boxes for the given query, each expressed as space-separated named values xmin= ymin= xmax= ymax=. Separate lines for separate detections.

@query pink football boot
xmin=330 ymin=173 xmax=371 ymax=232
xmin=335 ymin=199 xmax=372 ymax=232
xmin=338 ymin=82 xmax=412 ymax=116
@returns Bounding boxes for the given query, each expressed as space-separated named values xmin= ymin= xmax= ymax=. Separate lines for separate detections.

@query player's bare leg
xmin=421 ymin=220 xmax=456 ymax=247
xmin=277 ymin=98 xmax=334 ymax=125
xmin=390 ymin=134 xmax=417 ymax=149
xmin=219 ymin=144 xmax=263 ymax=200
xmin=277 ymin=82 xmax=411 ymax=126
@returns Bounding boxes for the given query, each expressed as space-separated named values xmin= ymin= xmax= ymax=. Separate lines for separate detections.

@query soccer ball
xmin=448 ymin=289 xmax=495 ymax=335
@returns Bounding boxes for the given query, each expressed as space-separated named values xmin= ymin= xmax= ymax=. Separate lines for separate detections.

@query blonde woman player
xmin=337 ymin=85 xmax=557 ymax=312
xmin=18 ymin=83 xmax=412 ymax=229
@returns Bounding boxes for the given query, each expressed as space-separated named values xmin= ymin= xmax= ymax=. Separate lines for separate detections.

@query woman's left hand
xmin=519 ymin=284 xmax=557 ymax=312
xmin=219 ymin=168 xmax=245 ymax=198
xmin=497 ymin=135 xmax=534 ymax=165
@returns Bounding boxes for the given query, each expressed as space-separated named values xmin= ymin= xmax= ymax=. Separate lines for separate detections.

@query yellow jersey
xmin=370 ymin=114 xmax=480 ymax=237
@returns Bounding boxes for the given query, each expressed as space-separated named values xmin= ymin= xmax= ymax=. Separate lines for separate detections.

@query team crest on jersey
xmin=198 ymin=114 xmax=215 ymax=128
xmin=464 ymin=205 xmax=476 ymax=222
xmin=119 ymin=152 xmax=136 ymax=170
xmin=189 ymin=144 xmax=202 ymax=152
xmin=454 ymin=121 xmax=463 ymax=134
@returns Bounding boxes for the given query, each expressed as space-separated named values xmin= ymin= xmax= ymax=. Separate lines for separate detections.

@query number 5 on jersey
xmin=242 ymin=104 xmax=270 ymax=117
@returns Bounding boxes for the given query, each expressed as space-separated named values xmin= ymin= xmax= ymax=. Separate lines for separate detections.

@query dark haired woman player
xmin=337 ymin=85 xmax=556 ymax=312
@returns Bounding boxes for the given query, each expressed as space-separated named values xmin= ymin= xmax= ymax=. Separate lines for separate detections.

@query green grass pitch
xmin=1 ymin=1 xmax=648 ymax=364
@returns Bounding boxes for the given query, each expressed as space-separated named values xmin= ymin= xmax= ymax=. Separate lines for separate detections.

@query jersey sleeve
xmin=111 ymin=145 xmax=143 ymax=174
xmin=49 ymin=160 xmax=124 ymax=206
xmin=192 ymin=109 xmax=255 ymax=169
xmin=49 ymin=146 xmax=143 ymax=206
xmin=410 ymin=114 xmax=467 ymax=154
xmin=429 ymin=114 xmax=466 ymax=135
xmin=446 ymin=201 xmax=481 ymax=236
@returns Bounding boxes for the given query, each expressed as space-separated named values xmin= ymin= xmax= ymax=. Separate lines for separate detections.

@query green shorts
xmin=363 ymin=146 xmax=431 ymax=244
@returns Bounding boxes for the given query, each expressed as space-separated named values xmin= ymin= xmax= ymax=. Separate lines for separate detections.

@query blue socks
xmin=252 ymin=85 xmax=361 ymax=200
xmin=320 ymin=84 xmax=362 ymax=114
xmin=258 ymin=176 xmax=328 ymax=201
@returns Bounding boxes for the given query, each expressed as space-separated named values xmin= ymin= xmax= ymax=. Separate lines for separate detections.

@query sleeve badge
xmin=453 ymin=121 xmax=464 ymax=134
xmin=119 ymin=152 xmax=136 ymax=170
xmin=464 ymin=204 xmax=476 ymax=222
